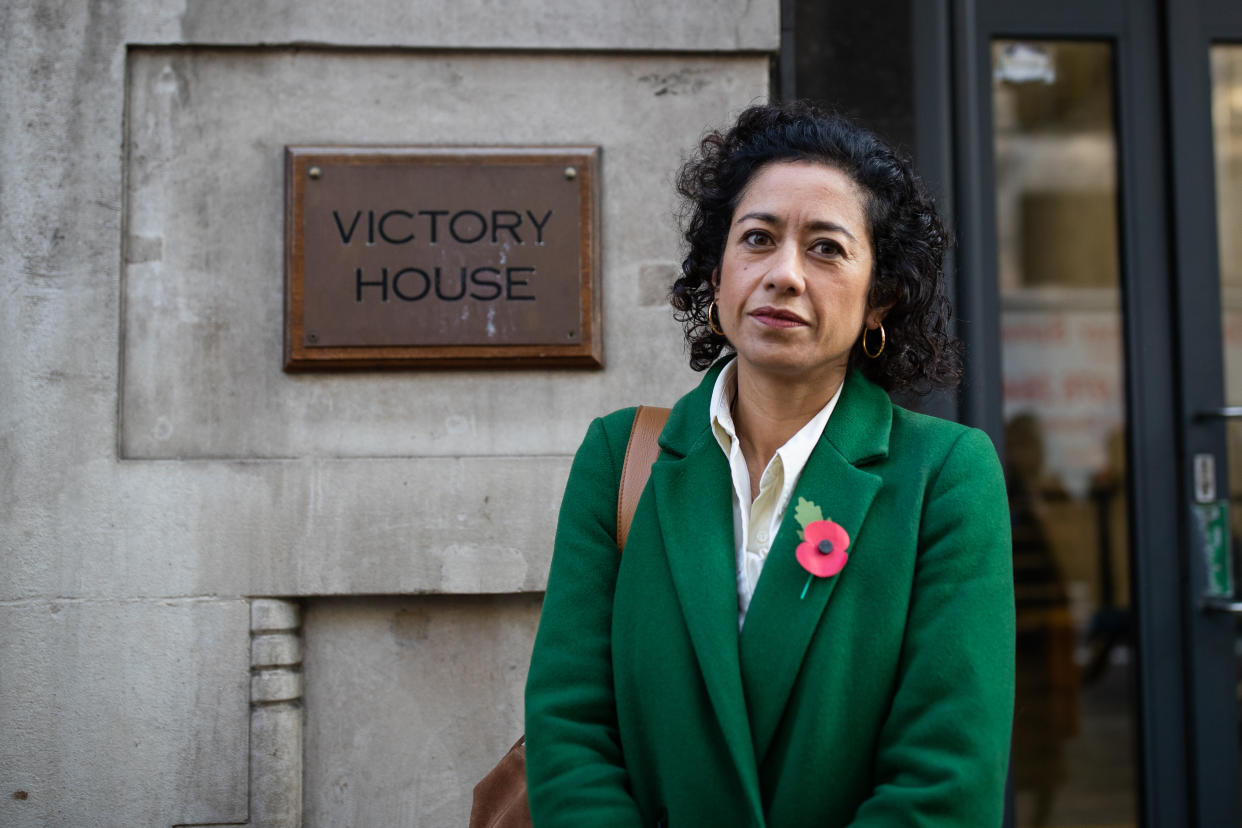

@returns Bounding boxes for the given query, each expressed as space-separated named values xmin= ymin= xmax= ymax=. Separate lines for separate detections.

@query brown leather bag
xmin=469 ymin=405 xmax=670 ymax=828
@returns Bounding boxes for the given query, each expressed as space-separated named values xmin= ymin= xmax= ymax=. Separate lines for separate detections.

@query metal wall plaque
xmin=284 ymin=146 xmax=601 ymax=369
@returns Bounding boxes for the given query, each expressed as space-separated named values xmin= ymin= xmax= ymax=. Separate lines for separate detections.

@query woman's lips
xmin=749 ymin=306 xmax=808 ymax=328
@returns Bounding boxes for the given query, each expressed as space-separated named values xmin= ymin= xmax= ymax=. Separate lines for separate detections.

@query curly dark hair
xmin=671 ymin=100 xmax=962 ymax=392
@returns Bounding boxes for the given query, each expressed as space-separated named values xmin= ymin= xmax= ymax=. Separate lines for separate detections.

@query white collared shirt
xmin=709 ymin=361 xmax=844 ymax=628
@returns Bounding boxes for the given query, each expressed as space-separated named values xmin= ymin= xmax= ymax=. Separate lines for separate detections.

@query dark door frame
xmin=1166 ymin=1 xmax=1242 ymax=825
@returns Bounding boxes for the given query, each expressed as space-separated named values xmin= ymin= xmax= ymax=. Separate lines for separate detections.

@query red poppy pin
xmin=793 ymin=497 xmax=850 ymax=599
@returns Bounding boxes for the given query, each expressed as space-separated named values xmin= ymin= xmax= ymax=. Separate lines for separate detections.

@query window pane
xmin=1208 ymin=42 xmax=1242 ymax=825
xmin=992 ymin=39 xmax=1137 ymax=828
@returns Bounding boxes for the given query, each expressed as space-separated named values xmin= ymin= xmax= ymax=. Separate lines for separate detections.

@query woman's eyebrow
xmin=735 ymin=211 xmax=858 ymax=243
xmin=805 ymin=219 xmax=858 ymax=242
xmin=735 ymin=210 xmax=781 ymax=226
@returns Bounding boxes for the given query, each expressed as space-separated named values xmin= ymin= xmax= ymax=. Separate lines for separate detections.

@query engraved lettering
xmin=355 ymin=266 xmax=388 ymax=302
xmin=449 ymin=210 xmax=487 ymax=244
xmin=469 ymin=267 xmax=503 ymax=301
xmin=491 ymin=210 xmax=523 ymax=244
xmin=434 ymin=266 xmax=468 ymax=301
xmin=392 ymin=267 xmax=430 ymax=301
xmin=378 ymin=210 xmax=415 ymax=244
xmin=418 ymin=210 xmax=449 ymax=243
xmin=506 ymin=266 xmax=536 ymax=301
xmin=332 ymin=210 xmax=363 ymax=244
xmin=526 ymin=210 xmax=553 ymax=244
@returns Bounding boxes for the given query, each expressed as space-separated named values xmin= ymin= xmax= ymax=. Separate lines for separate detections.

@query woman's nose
xmin=764 ymin=242 xmax=806 ymax=293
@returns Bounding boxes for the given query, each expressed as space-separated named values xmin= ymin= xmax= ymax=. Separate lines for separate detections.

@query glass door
xmin=989 ymin=40 xmax=1136 ymax=826
xmin=1211 ymin=45 xmax=1242 ymax=821
xmin=951 ymin=0 xmax=1242 ymax=824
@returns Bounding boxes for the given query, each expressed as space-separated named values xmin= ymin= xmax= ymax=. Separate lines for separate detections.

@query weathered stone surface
xmin=251 ymin=597 xmax=302 ymax=633
xmin=301 ymin=595 xmax=542 ymax=827
xmin=2 ymin=6 xmax=769 ymax=604
xmin=252 ymin=668 xmax=304 ymax=704
xmin=121 ymin=48 xmax=765 ymax=460
xmin=1 ymin=455 xmax=573 ymax=600
xmin=252 ymin=633 xmax=303 ymax=668
xmin=0 ymin=1 xmax=775 ymax=825
xmin=176 ymin=0 xmax=778 ymax=51
xmin=0 ymin=600 xmax=250 ymax=827
xmin=250 ymin=703 xmax=304 ymax=828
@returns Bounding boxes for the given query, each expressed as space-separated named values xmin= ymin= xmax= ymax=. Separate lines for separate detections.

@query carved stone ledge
xmin=177 ymin=598 xmax=304 ymax=828
xmin=248 ymin=599 xmax=303 ymax=828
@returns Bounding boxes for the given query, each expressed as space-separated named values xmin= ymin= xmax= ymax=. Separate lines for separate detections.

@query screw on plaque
xmin=308 ymin=166 xmax=322 ymax=180
xmin=307 ymin=332 xmax=319 ymax=343
xmin=567 ymin=330 xmax=576 ymax=339
xmin=564 ymin=166 xmax=577 ymax=180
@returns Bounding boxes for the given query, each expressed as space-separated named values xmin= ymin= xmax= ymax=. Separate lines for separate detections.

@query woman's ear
xmin=711 ymin=268 xmax=720 ymax=295
xmin=866 ymin=304 xmax=893 ymax=329
xmin=865 ymin=276 xmax=901 ymax=327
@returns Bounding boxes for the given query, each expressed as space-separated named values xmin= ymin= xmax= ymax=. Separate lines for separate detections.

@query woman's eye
xmin=740 ymin=229 xmax=771 ymax=247
xmin=812 ymin=239 xmax=844 ymax=257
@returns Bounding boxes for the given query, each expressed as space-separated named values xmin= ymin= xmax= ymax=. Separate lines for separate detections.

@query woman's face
xmin=714 ymin=160 xmax=884 ymax=388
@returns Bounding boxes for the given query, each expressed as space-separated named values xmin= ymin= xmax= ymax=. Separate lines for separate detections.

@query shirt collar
xmin=710 ymin=360 xmax=741 ymax=452
xmin=709 ymin=359 xmax=845 ymax=466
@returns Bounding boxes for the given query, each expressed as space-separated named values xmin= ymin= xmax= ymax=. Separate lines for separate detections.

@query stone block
xmin=0 ymin=599 xmax=250 ymax=827
xmin=252 ymin=632 xmax=303 ymax=668
xmin=301 ymin=595 xmax=541 ymax=827
xmin=252 ymin=668 xmax=304 ymax=705
xmin=175 ymin=0 xmax=779 ymax=51
xmin=251 ymin=598 xmax=302 ymax=633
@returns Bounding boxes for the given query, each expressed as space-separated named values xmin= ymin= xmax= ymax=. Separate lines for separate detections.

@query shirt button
xmin=757 ymin=529 xmax=768 ymax=542
xmin=759 ymin=547 xmax=768 ymax=555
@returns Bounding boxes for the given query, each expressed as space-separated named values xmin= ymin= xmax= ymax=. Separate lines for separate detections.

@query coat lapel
xmin=649 ymin=362 xmax=765 ymax=823
xmin=737 ymin=370 xmax=891 ymax=765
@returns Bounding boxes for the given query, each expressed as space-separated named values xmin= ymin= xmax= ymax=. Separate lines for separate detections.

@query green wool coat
xmin=525 ymin=362 xmax=1015 ymax=827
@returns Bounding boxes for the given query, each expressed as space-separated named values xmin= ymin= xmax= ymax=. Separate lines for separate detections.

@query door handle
xmin=1201 ymin=596 xmax=1242 ymax=614
xmin=1195 ymin=407 xmax=1242 ymax=420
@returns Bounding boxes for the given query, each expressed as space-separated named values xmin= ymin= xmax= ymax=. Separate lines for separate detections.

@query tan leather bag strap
xmin=617 ymin=405 xmax=671 ymax=553
xmin=468 ymin=405 xmax=670 ymax=828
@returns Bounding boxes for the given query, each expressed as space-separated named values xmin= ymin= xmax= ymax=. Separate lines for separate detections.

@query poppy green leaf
xmin=793 ymin=496 xmax=824 ymax=530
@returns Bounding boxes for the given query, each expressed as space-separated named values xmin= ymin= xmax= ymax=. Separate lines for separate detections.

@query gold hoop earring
xmin=862 ymin=323 xmax=885 ymax=358
xmin=708 ymin=300 xmax=725 ymax=337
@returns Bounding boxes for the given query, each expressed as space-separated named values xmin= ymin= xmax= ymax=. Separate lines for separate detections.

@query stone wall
xmin=0 ymin=1 xmax=774 ymax=824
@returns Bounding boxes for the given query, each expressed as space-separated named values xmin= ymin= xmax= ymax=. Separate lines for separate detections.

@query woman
xmin=525 ymin=101 xmax=1014 ymax=827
